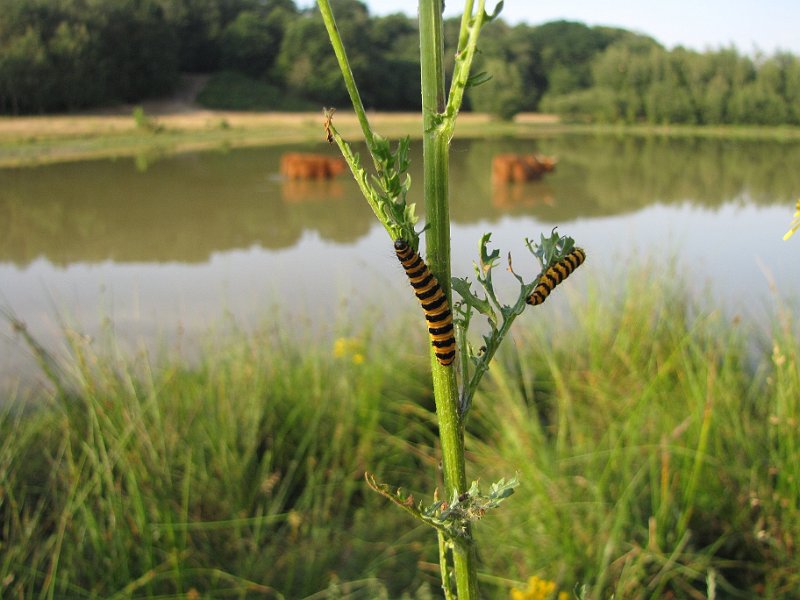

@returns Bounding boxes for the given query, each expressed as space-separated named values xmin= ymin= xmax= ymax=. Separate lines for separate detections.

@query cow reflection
xmin=281 ymin=180 xmax=345 ymax=203
xmin=491 ymin=184 xmax=555 ymax=210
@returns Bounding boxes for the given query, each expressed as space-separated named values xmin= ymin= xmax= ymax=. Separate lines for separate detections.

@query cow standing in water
xmin=280 ymin=153 xmax=347 ymax=180
xmin=491 ymin=153 xmax=557 ymax=184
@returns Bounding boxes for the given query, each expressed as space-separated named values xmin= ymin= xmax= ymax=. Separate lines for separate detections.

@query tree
xmin=45 ymin=21 xmax=99 ymax=110
xmin=590 ymin=38 xmax=662 ymax=122
xmin=467 ymin=58 xmax=525 ymax=120
xmin=275 ymin=1 xmax=379 ymax=106
xmin=220 ymin=11 xmax=278 ymax=77
xmin=157 ymin=0 xmax=225 ymax=71
xmin=364 ymin=13 xmax=420 ymax=109
xmin=0 ymin=27 xmax=49 ymax=113
xmin=530 ymin=20 xmax=628 ymax=96
xmin=701 ymin=73 xmax=731 ymax=124
xmin=779 ymin=53 xmax=800 ymax=124
xmin=93 ymin=0 xmax=179 ymax=102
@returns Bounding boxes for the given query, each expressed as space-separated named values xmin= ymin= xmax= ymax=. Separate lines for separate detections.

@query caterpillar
xmin=526 ymin=247 xmax=586 ymax=306
xmin=394 ymin=239 xmax=456 ymax=366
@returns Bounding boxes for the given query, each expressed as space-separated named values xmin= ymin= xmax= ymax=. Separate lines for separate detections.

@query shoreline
xmin=2 ymin=107 xmax=800 ymax=168
xmin=0 ymin=108 xmax=559 ymax=168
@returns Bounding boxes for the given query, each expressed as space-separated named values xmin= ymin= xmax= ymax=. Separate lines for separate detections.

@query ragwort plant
xmin=317 ymin=1 xmax=586 ymax=597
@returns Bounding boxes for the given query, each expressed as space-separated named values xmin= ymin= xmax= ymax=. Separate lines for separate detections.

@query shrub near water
xmin=197 ymin=71 xmax=318 ymax=111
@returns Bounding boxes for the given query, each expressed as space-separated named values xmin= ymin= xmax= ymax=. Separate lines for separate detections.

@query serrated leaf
xmin=479 ymin=233 xmax=501 ymax=268
xmin=396 ymin=137 xmax=411 ymax=170
xmin=372 ymin=133 xmax=390 ymax=159
xmin=452 ymin=277 xmax=496 ymax=322
xmin=365 ymin=473 xmax=450 ymax=534
xmin=401 ymin=173 xmax=411 ymax=194
xmin=528 ymin=228 xmax=576 ymax=268
xmin=489 ymin=476 xmax=519 ymax=501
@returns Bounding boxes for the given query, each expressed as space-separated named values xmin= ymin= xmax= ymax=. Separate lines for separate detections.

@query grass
xmin=4 ymin=104 xmax=800 ymax=169
xmin=469 ymin=266 xmax=800 ymax=598
xmin=0 ymin=109 xmax=536 ymax=169
xmin=1 ymin=267 xmax=799 ymax=598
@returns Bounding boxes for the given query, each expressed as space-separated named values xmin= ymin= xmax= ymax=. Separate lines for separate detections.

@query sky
xmin=302 ymin=1 xmax=800 ymax=56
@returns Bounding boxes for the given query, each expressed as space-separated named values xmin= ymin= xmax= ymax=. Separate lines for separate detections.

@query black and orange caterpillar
xmin=526 ymin=247 xmax=586 ymax=306
xmin=394 ymin=239 xmax=456 ymax=366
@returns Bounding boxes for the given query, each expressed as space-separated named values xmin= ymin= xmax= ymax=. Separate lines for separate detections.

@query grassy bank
xmin=5 ymin=108 xmax=800 ymax=169
xmin=0 ymin=110 xmax=558 ymax=169
xmin=1 ymin=269 xmax=799 ymax=598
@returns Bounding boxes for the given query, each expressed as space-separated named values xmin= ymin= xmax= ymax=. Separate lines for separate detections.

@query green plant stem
xmin=438 ymin=531 xmax=456 ymax=600
xmin=419 ymin=1 xmax=478 ymax=598
xmin=317 ymin=0 xmax=375 ymax=151
xmin=444 ymin=0 xmax=487 ymax=132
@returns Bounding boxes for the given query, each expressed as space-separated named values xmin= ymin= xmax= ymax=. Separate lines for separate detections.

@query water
xmin=2 ymin=134 xmax=799 ymax=393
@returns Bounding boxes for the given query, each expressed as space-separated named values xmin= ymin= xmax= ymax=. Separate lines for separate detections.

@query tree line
xmin=1 ymin=0 xmax=798 ymax=125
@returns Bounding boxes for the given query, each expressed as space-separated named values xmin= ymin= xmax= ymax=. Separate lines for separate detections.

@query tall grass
xmin=469 ymin=265 xmax=800 ymax=598
xmin=1 ymin=269 xmax=799 ymax=598
xmin=0 ymin=315 xmax=441 ymax=599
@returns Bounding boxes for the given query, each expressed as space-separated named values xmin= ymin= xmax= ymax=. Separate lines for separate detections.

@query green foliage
xmin=528 ymin=20 xmax=633 ymax=96
xmin=469 ymin=265 xmax=800 ymax=598
xmin=453 ymin=230 xmax=583 ymax=416
xmin=132 ymin=105 xmax=164 ymax=133
xmin=0 ymin=0 xmax=179 ymax=113
xmin=366 ymin=473 xmax=519 ymax=544
xmin=276 ymin=0 xmax=421 ymax=110
xmin=3 ymin=0 xmax=800 ymax=123
xmin=547 ymin=39 xmax=800 ymax=126
xmin=320 ymin=107 xmax=420 ymax=243
xmin=220 ymin=10 xmax=279 ymax=77
xmin=196 ymin=70 xmax=317 ymax=110
xmin=467 ymin=57 xmax=525 ymax=120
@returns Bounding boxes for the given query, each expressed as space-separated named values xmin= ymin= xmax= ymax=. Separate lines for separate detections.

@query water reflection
xmin=2 ymin=134 xmax=799 ymax=394
xmin=1 ymin=136 xmax=799 ymax=267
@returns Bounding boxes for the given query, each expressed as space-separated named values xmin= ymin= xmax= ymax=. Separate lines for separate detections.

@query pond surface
xmin=2 ymin=134 xmax=799 ymax=393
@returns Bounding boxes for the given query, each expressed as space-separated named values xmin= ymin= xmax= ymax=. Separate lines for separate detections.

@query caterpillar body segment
xmin=394 ymin=239 xmax=456 ymax=366
xmin=527 ymin=247 xmax=586 ymax=306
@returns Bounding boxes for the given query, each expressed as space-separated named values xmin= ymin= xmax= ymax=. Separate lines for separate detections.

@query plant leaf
xmin=452 ymin=277 xmax=496 ymax=324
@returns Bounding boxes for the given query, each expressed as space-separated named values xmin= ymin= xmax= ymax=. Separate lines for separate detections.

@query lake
xmin=2 ymin=133 xmax=799 ymax=394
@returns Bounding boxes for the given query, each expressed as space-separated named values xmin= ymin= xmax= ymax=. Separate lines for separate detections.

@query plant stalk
xmin=419 ymin=1 xmax=479 ymax=598
xmin=317 ymin=0 xmax=375 ymax=151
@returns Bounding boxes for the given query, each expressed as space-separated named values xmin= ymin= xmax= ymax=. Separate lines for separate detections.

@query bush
xmin=196 ymin=71 xmax=317 ymax=111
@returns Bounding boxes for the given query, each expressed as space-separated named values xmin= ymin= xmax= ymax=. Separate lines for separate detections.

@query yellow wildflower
xmin=784 ymin=199 xmax=800 ymax=240
xmin=333 ymin=338 xmax=348 ymax=358
xmin=510 ymin=575 xmax=566 ymax=600
xmin=332 ymin=337 xmax=365 ymax=365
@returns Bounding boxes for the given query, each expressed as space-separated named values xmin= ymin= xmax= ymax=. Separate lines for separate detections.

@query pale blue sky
xmin=303 ymin=1 xmax=800 ymax=55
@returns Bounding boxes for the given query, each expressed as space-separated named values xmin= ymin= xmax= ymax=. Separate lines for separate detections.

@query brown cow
xmin=280 ymin=153 xmax=347 ymax=180
xmin=491 ymin=153 xmax=557 ymax=184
